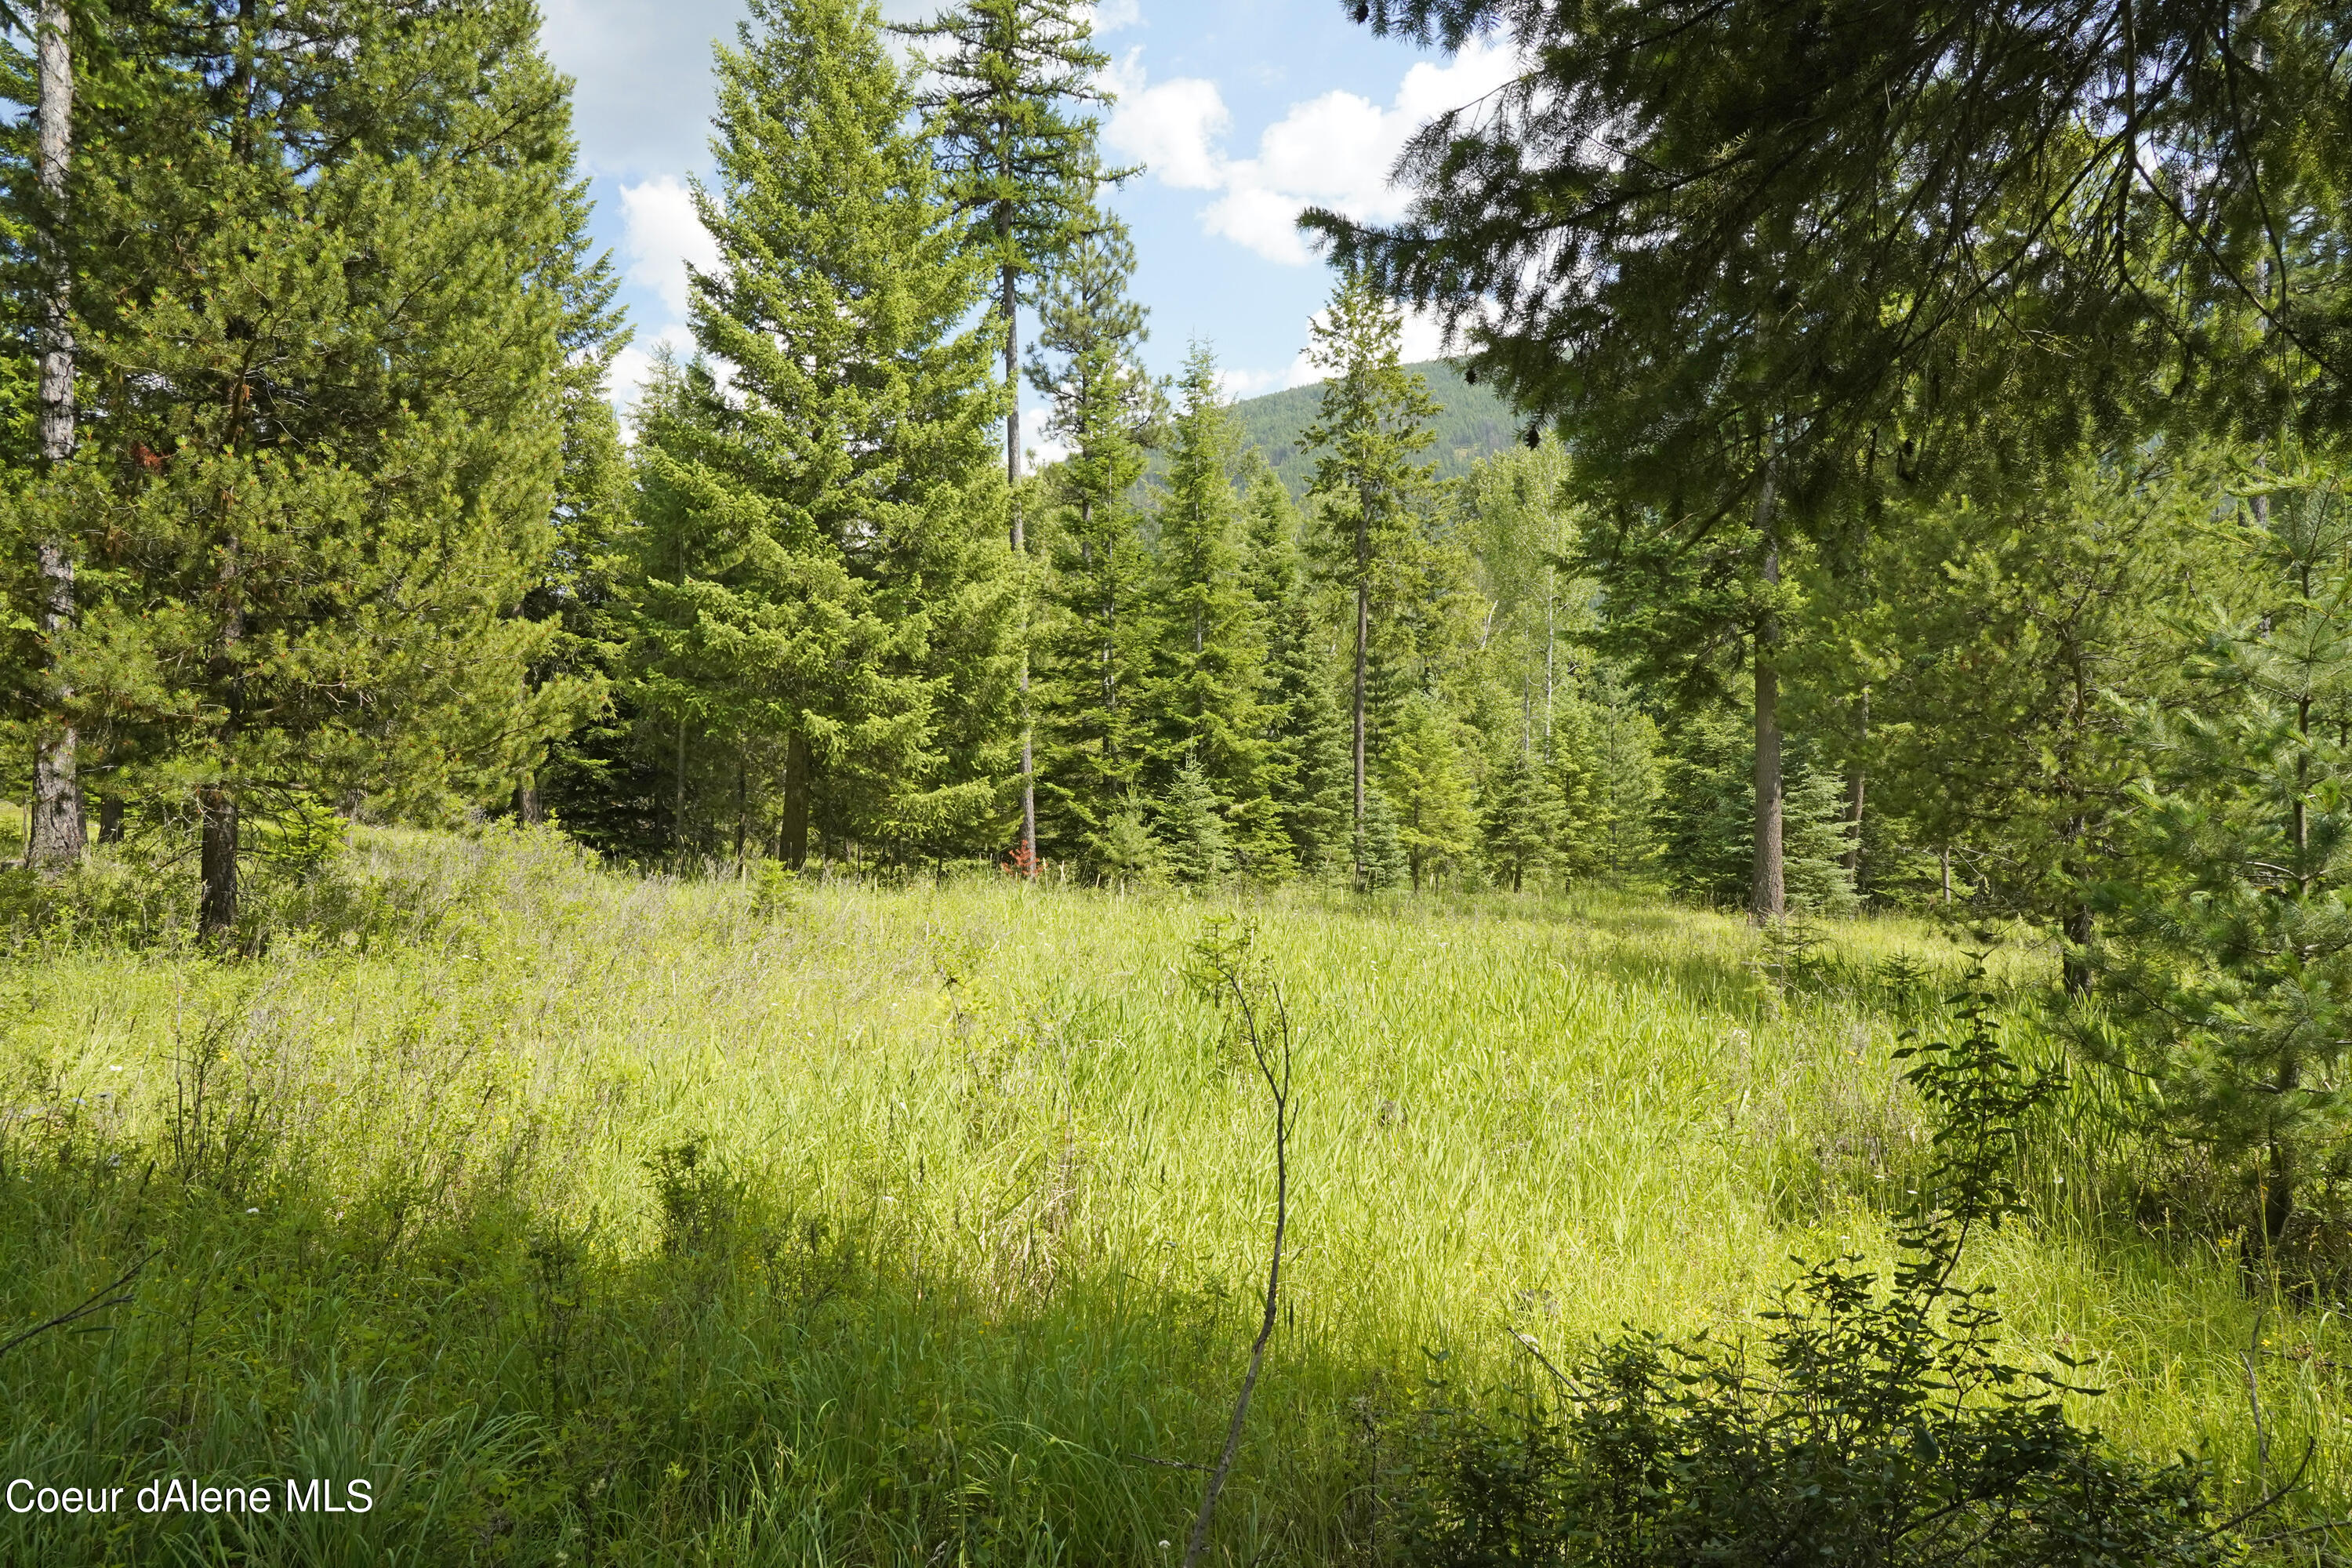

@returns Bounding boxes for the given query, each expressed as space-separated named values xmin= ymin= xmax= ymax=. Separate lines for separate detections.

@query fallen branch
xmin=0 ymin=1250 xmax=158 ymax=1359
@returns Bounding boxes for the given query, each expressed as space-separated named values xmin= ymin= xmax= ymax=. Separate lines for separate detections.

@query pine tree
xmin=1584 ymin=677 xmax=1663 ymax=884
xmin=1859 ymin=446 xmax=2242 ymax=982
xmin=1657 ymin=701 xmax=1759 ymax=908
xmin=1025 ymin=205 xmax=1156 ymax=870
xmin=1299 ymin=267 xmax=1440 ymax=887
xmin=1482 ymin=744 xmax=1560 ymax=892
xmin=1356 ymin=783 xmax=1408 ymax=891
xmin=1782 ymin=760 xmax=1859 ymax=916
xmin=1244 ymin=459 xmax=1349 ymax=875
xmin=902 ymin=0 xmax=1120 ymax=873
xmin=27 ymin=0 xmax=612 ymax=935
xmin=1156 ymin=750 xmax=1230 ymax=887
xmin=1382 ymin=691 xmax=1478 ymax=890
xmin=2090 ymin=458 xmax=2352 ymax=1258
xmin=626 ymin=0 xmax=1007 ymax=869
xmin=1145 ymin=342 xmax=1272 ymax=863
xmin=512 ymin=140 xmax=633 ymax=831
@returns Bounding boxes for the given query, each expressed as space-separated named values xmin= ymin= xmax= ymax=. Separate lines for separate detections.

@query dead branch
xmin=1183 ymin=921 xmax=1294 ymax=1568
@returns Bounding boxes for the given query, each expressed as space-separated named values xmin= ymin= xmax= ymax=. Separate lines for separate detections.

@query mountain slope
xmin=1227 ymin=358 xmax=1520 ymax=496
xmin=1124 ymin=358 xmax=1521 ymax=503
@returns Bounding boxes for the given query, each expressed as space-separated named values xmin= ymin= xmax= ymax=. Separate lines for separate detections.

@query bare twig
xmin=2244 ymin=1306 xmax=2270 ymax=1483
xmin=1506 ymin=1327 xmax=1576 ymax=1391
xmin=0 ymin=1249 xmax=158 ymax=1359
xmin=1125 ymin=1452 xmax=1214 ymax=1473
xmin=1183 ymin=922 xmax=1294 ymax=1568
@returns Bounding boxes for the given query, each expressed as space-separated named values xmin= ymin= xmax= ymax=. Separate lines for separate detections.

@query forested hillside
xmin=1184 ymin=357 xmax=1519 ymax=496
xmin=6 ymin=0 xmax=2352 ymax=1561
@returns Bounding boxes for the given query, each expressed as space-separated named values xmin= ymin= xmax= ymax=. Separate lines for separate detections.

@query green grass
xmin=1 ymin=827 xmax=2343 ymax=1563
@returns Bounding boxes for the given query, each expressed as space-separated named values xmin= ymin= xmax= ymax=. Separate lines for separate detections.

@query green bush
xmin=1393 ymin=986 xmax=2253 ymax=1566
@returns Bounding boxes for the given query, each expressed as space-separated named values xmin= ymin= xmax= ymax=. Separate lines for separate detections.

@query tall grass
xmin=0 ymin=826 xmax=2341 ymax=1563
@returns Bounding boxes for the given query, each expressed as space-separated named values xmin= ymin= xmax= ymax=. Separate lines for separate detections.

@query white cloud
xmin=1090 ymin=0 xmax=1142 ymax=31
xmin=619 ymin=176 xmax=721 ymax=319
xmin=1281 ymin=303 xmax=1457 ymax=388
xmin=1104 ymin=54 xmax=1227 ymax=189
xmin=1109 ymin=38 xmax=1522 ymax=267
xmin=1218 ymin=365 xmax=1283 ymax=400
xmin=1025 ymin=405 xmax=1069 ymax=469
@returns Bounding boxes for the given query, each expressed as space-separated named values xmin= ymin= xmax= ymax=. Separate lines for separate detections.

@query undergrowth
xmin=0 ymin=826 xmax=2342 ymax=1563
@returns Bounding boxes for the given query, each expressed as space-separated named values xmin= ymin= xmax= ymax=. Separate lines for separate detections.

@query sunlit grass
xmin=1 ymin=826 xmax=2341 ymax=1563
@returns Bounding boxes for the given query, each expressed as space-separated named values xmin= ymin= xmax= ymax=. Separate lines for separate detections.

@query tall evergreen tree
xmin=1577 ymin=464 xmax=1806 ymax=920
xmin=1383 ymin=688 xmax=1477 ymax=889
xmin=1145 ymin=342 xmax=1273 ymax=864
xmin=627 ymin=0 xmax=1007 ymax=869
xmin=1243 ymin=459 xmax=1349 ymax=875
xmin=2091 ymin=459 xmax=2352 ymax=1258
xmin=902 ymin=0 xmax=1120 ymax=874
xmin=1482 ymin=743 xmax=1559 ymax=892
xmin=1025 ymin=206 xmax=1155 ymax=869
xmin=512 ymin=136 xmax=633 ymax=830
xmin=1298 ymin=267 xmax=1439 ymax=888
xmin=25 ymin=0 xmax=612 ymax=935
xmin=1859 ymin=446 xmax=2242 ymax=982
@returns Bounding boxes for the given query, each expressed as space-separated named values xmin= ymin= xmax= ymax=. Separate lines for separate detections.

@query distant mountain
xmin=1129 ymin=358 xmax=1523 ymax=503
xmin=1225 ymin=358 xmax=1521 ymax=499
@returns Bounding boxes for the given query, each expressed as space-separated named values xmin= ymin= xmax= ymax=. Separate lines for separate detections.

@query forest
xmin=5 ymin=0 xmax=2352 ymax=1563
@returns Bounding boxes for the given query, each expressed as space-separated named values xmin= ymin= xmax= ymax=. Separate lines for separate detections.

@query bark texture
xmin=1751 ymin=472 xmax=1784 ymax=924
xmin=27 ymin=0 xmax=82 ymax=874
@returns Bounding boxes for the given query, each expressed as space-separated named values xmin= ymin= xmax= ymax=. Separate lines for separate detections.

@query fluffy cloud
xmin=1107 ymin=38 xmax=1521 ymax=266
xmin=1278 ymin=303 xmax=1455 ymax=388
xmin=1025 ymin=405 xmax=1070 ymax=469
xmin=619 ymin=176 xmax=722 ymax=319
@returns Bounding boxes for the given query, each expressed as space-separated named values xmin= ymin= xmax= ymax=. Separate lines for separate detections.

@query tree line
xmin=7 ymin=0 xmax=2352 ymax=1312
xmin=0 ymin=0 xmax=1674 ymax=917
xmin=1319 ymin=0 xmax=2352 ymax=1260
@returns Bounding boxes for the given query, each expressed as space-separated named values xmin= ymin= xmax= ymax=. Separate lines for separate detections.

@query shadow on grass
xmin=0 ymin=1136 xmax=1388 ymax=1567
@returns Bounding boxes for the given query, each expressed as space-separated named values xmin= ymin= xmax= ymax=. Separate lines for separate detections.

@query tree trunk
xmin=1940 ymin=845 xmax=1951 ymax=905
xmin=2260 ymin=1051 xmax=2301 ymax=1263
xmin=27 ymin=0 xmax=80 ymax=875
xmin=1542 ymin=572 xmax=1555 ymax=763
xmin=1351 ymin=509 xmax=1370 ymax=887
xmin=513 ymin=776 xmax=543 ymax=826
xmin=1844 ymin=691 xmax=1867 ymax=885
xmin=672 ymin=716 xmax=688 ymax=855
xmin=1002 ymin=253 xmax=1036 ymax=877
xmin=1002 ymin=257 xmax=1022 ymax=538
xmin=1751 ymin=474 xmax=1784 ymax=925
xmin=782 ymin=731 xmax=811 ymax=871
xmin=96 ymin=794 xmax=123 ymax=844
xmin=2061 ymin=894 xmax=2094 ymax=996
xmin=733 ymin=757 xmax=747 ymax=865
xmin=198 ymin=786 xmax=238 ymax=942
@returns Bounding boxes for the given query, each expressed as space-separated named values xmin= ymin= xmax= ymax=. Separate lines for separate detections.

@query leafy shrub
xmin=1392 ymin=985 xmax=2254 ymax=1566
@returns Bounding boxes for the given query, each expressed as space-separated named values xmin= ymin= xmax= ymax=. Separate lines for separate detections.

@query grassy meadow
xmin=1 ymin=826 xmax=2344 ymax=1563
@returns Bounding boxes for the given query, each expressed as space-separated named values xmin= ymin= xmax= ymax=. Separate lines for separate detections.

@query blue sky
xmin=539 ymin=0 xmax=1513 ymax=446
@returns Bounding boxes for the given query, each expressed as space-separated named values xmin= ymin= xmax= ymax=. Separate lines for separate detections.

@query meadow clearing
xmin=0 ymin=825 xmax=2340 ymax=1564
